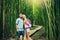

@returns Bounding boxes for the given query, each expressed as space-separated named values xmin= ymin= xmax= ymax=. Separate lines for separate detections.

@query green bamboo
xmin=1 ymin=0 xmax=60 ymax=40
xmin=0 ymin=0 xmax=3 ymax=40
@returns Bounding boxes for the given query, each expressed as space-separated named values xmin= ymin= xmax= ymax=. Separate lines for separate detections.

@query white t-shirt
xmin=16 ymin=18 xmax=24 ymax=31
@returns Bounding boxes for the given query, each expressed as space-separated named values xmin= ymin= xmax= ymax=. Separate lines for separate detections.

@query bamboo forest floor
xmin=7 ymin=26 xmax=45 ymax=40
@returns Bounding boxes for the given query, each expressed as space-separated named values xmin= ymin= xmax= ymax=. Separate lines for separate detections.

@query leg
xmin=22 ymin=36 xmax=24 ymax=40
xmin=17 ymin=31 xmax=20 ymax=40
xmin=26 ymin=29 xmax=30 ymax=40
xmin=26 ymin=31 xmax=30 ymax=40
xmin=22 ymin=31 xmax=25 ymax=40
xmin=24 ymin=31 xmax=26 ymax=40
xmin=18 ymin=36 xmax=20 ymax=40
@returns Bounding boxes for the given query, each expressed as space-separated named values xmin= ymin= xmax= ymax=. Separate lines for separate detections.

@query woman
xmin=23 ymin=15 xmax=31 ymax=40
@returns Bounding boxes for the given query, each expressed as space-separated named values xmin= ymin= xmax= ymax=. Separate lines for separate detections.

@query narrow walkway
xmin=8 ymin=26 xmax=43 ymax=40
xmin=29 ymin=26 xmax=43 ymax=36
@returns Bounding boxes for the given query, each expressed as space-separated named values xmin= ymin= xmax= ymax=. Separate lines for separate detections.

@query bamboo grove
xmin=0 ymin=0 xmax=60 ymax=40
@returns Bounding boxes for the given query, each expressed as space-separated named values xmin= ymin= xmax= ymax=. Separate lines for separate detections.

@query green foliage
xmin=0 ymin=0 xmax=3 ymax=39
xmin=1 ymin=0 xmax=60 ymax=40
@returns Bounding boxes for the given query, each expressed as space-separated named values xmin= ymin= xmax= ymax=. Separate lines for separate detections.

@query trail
xmin=8 ymin=26 xmax=43 ymax=40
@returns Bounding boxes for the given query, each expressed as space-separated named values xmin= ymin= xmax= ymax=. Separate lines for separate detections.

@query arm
xmin=25 ymin=19 xmax=31 ymax=27
xmin=16 ymin=19 xmax=18 ymax=32
xmin=25 ymin=20 xmax=29 ymax=25
xmin=16 ymin=24 xmax=18 ymax=32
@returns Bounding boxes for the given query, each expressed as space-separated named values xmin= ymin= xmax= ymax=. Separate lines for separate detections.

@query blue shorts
xmin=17 ymin=31 xmax=24 ymax=38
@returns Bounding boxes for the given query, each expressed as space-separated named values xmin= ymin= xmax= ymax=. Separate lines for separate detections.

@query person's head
xmin=22 ymin=14 xmax=26 ymax=19
xmin=19 ymin=13 xmax=23 ymax=18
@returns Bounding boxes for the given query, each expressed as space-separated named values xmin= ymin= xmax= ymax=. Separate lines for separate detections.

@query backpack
xmin=28 ymin=19 xmax=31 ymax=27
xmin=28 ymin=19 xmax=31 ymax=24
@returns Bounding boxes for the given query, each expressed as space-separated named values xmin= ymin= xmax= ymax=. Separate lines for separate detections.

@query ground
xmin=7 ymin=26 xmax=45 ymax=40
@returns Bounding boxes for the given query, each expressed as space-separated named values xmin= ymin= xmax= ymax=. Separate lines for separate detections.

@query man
xmin=16 ymin=14 xmax=24 ymax=40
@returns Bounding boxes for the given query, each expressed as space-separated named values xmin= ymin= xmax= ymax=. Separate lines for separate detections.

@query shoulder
xmin=17 ymin=18 xmax=20 ymax=20
xmin=28 ymin=19 xmax=31 ymax=23
xmin=16 ymin=18 xmax=20 ymax=21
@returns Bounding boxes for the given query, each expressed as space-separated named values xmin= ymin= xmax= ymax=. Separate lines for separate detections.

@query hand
xmin=16 ymin=29 xmax=18 ymax=32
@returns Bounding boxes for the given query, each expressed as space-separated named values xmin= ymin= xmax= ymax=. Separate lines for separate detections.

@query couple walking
xmin=16 ymin=13 xmax=31 ymax=40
